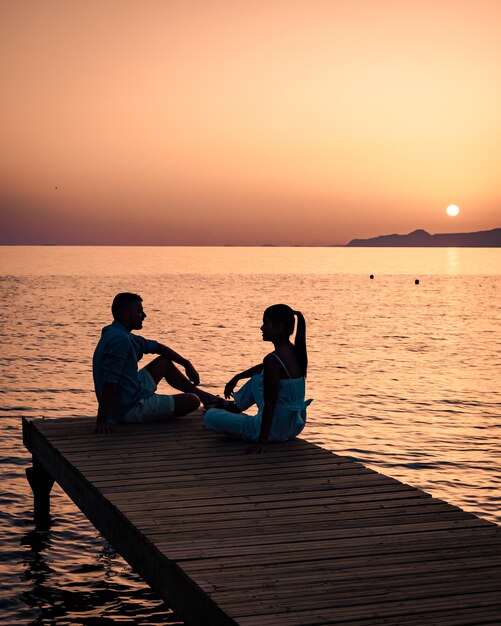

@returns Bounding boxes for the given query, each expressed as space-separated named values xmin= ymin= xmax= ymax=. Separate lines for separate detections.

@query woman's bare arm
xmin=257 ymin=354 xmax=280 ymax=444
xmin=224 ymin=363 xmax=264 ymax=398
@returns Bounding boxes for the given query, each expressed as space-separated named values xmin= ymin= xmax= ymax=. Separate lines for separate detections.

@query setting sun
xmin=446 ymin=204 xmax=460 ymax=217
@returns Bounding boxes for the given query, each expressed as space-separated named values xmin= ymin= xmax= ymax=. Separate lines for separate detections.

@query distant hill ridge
xmin=346 ymin=228 xmax=501 ymax=247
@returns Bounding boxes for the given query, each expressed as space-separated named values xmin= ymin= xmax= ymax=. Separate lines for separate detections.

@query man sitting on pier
xmin=93 ymin=292 xmax=218 ymax=433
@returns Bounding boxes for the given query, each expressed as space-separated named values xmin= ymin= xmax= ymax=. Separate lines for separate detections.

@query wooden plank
xmin=120 ymin=495 xmax=443 ymax=518
xmin=82 ymin=465 xmax=374 ymax=487
xmin=102 ymin=473 xmax=396 ymax=493
xmin=127 ymin=502 xmax=459 ymax=528
xmin=178 ymin=532 xmax=501 ymax=573
xmin=232 ymin=589 xmax=501 ymax=624
xmin=182 ymin=553 xmax=501 ymax=592
xmin=334 ymin=608 xmax=501 ymax=626
xmin=156 ymin=518 xmax=493 ymax=553
xmin=72 ymin=453 xmax=359 ymax=472
xmin=23 ymin=416 xmax=501 ymax=626
xmin=210 ymin=565 xmax=501 ymax=603
xmin=321 ymin=606 xmax=501 ymax=626
xmin=139 ymin=507 xmax=474 ymax=536
xmin=130 ymin=512 xmax=474 ymax=540
xmin=106 ymin=483 xmax=421 ymax=509
xmin=115 ymin=488 xmax=432 ymax=514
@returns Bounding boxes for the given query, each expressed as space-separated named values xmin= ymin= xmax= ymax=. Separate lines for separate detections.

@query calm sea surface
xmin=1 ymin=246 xmax=500 ymax=625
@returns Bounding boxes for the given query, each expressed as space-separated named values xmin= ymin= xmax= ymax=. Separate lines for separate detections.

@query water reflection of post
xmin=20 ymin=528 xmax=53 ymax=584
xmin=26 ymin=459 xmax=54 ymax=530
xmin=19 ymin=528 xmax=54 ymax=621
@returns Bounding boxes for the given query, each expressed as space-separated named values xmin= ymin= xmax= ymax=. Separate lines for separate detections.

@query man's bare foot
xmin=204 ymin=398 xmax=242 ymax=413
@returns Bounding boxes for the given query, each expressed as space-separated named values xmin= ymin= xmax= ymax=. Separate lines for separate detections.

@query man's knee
xmin=174 ymin=393 xmax=200 ymax=416
xmin=157 ymin=356 xmax=176 ymax=372
xmin=186 ymin=393 xmax=201 ymax=412
xmin=145 ymin=356 xmax=172 ymax=381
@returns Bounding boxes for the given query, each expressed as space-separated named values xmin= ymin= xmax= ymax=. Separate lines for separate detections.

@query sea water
xmin=1 ymin=246 xmax=500 ymax=624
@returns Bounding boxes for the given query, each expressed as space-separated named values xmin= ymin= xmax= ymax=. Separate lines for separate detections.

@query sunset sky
xmin=1 ymin=0 xmax=500 ymax=245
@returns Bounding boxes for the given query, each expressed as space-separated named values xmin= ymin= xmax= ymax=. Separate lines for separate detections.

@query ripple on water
xmin=1 ymin=266 xmax=500 ymax=623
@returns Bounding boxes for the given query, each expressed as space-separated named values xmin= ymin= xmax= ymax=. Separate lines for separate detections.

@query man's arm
xmin=155 ymin=343 xmax=200 ymax=386
xmin=95 ymin=382 xmax=117 ymax=433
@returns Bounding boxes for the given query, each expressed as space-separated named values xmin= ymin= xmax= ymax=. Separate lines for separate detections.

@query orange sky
xmin=1 ymin=0 xmax=500 ymax=245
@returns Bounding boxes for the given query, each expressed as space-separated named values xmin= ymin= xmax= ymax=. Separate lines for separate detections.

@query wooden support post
xmin=26 ymin=458 xmax=54 ymax=530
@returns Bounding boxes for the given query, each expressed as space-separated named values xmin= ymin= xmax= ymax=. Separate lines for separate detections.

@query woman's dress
xmin=204 ymin=354 xmax=312 ymax=442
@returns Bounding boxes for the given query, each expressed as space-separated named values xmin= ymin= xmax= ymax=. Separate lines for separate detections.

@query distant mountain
xmin=346 ymin=228 xmax=501 ymax=247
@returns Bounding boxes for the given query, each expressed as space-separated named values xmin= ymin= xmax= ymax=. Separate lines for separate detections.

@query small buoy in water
xmin=370 ymin=274 xmax=374 ymax=279
xmin=415 ymin=279 xmax=420 ymax=285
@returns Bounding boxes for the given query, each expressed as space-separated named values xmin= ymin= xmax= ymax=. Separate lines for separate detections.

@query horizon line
xmin=1 ymin=227 xmax=499 ymax=248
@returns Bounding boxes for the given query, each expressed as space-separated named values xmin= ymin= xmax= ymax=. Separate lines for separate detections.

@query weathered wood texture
xmin=23 ymin=415 xmax=501 ymax=625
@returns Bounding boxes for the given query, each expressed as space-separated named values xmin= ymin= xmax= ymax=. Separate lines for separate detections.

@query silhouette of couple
xmin=93 ymin=293 xmax=311 ymax=452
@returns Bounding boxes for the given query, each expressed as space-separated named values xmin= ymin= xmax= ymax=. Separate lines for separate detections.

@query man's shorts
xmin=122 ymin=368 xmax=175 ymax=423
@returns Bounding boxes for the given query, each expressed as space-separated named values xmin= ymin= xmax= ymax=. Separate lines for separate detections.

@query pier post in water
xmin=26 ymin=458 xmax=54 ymax=529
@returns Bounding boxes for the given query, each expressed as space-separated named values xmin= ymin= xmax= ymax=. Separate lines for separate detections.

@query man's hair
xmin=111 ymin=293 xmax=142 ymax=320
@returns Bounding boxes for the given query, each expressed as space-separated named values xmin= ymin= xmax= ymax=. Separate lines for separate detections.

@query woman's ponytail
xmin=294 ymin=310 xmax=308 ymax=377
xmin=264 ymin=304 xmax=308 ymax=377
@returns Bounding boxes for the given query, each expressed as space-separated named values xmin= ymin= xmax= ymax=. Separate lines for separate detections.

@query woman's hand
xmin=224 ymin=376 xmax=238 ymax=399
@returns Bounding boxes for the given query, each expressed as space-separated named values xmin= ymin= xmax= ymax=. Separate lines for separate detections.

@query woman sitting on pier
xmin=204 ymin=304 xmax=311 ymax=452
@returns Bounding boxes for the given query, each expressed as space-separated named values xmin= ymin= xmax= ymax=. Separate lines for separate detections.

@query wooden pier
xmin=23 ymin=415 xmax=501 ymax=625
